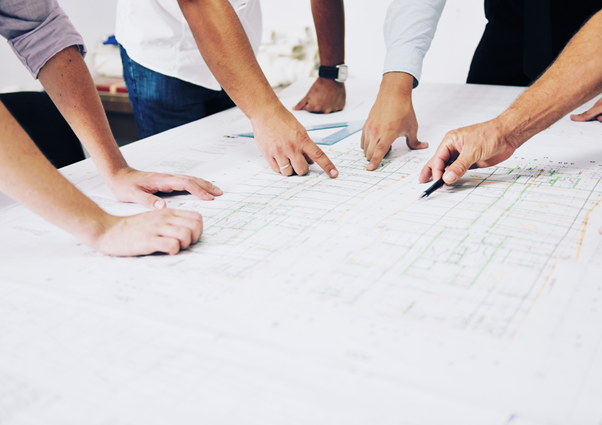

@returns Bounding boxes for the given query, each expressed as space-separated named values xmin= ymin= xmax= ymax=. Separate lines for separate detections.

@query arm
xmin=294 ymin=0 xmax=346 ymax=114
xmin=0 ymin=101 xmax=202 ymax=256
xmin=420 ymin=9 xmax=602 ymax=186
xmin=2 ymin=2 xmax=221 ymax=210
xmin=177 ymin=0 xmax=338 ymax=178
xmin=38 ymin=46 xmax=223 ymax=210
xmin=362 ymin=0 xmax=446 ymax=170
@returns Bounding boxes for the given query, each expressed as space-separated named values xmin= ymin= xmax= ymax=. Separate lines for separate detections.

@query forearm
xmin=312 ymin=0 xmax=345 ymax=67
xmin=177 ymin=0 xmax=282 ymax=121
xmin=38 ymin=46 xmax=128 ymax=177
xmin=499 ymin=11 xmax=602 ymax=147
xmin=0 ymin=102 xmax=110 ymax=246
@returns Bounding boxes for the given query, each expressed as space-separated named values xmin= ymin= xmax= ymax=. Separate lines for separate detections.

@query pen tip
xmin=419 ymin=192 xmax=428 ymax=200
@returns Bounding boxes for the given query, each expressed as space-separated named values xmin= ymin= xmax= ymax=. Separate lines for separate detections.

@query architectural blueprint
xmin=1 ymin=81 xmax=602 ymax=425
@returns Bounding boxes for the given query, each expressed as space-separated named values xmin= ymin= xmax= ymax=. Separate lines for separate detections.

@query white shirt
xmin=115 ymin=0 xmax=262 ymax=91
xmin=383 ymin=0 xmax=446 ymax=88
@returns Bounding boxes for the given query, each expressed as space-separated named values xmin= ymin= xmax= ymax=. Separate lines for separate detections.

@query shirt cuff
xmin=383 ymin=45 xmax=426 ymax=89
xmin=8 ymin=6 xmax=87 ymax=79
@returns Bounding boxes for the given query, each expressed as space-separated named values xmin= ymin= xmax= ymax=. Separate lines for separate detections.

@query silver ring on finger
xmin=279 ymin=162 xmax=291 ymax=170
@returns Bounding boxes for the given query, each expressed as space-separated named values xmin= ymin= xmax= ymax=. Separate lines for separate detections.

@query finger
xmin=443 ymin=148 xmax=477 ymax=184
xmin=599 ymin=226 xmax=602 ymax=235
xmin=570 ymin=106 xmax=602 ymax=122
xmin=169 ymin=209 xmax=203 ymax=241
xmin=276 ymin=157 xmax=294 ymax=177
xmin=405 ymin=131 xmax=429 ymax=150
xmin=170 ymin=208 xmax=203 ymax=222
xmin=289 ymin=151 xmax=310 ymax=176
xmin=131 ymin=190 xmax=166 ymax=210
xmin=364 ymin=137 xmax=377 ymax=161
xmin=305 ymin=104 xmax=326 ymax=114
xmin=303 ymin=142 xmax=338 ymax=178
xmin=366 ymin=135 xmax=396 ymax=171
xmin=419 ymin=160 xmax=434 ymax=183
xmin=363 ymin=129 xmax=375 ymax=157
xmin=151 ymin=237 xmax=181 ymax=255
xmin=183 ymin=179 xmax=222 ymax=201
xmin=293 ymin=96 xmax=309 ymax=111
xmin=167 ymin=216 xmax=203 ymax=245
xmin=420 ymin=143 xmax=454 ymax=183
xmin=152 ymin=175 xmax=220 ymax=201
xmin=303 ymin=152 xmax=314 ymax=165
xmin=157 ymin=224 xmax=194 ymax=250
xmin=266 ymin=156 xmax=280 ymax=174
xmin=430 ymin=154 xmax=448 ymax=182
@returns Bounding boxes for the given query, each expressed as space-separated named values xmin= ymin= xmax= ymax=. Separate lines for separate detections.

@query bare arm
xmin=177 ymin=0 xmax=338 ymax=178
xmin=420 ymin=9 xmax=602 ymax=186
xmin=38 ymin=46 xmax=222 ymax=210
xmin=294 ymin=0 xmax=346 ymax=114
xmin=0 ymin=101 xmax=203 ymax=256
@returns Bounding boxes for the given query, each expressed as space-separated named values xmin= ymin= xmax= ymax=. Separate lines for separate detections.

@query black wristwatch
xmin=318 ymin=64 xmax=348 ymax=83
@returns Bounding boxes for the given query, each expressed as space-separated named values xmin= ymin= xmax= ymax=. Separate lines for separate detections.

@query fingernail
xmin=330 ymin=169 xmax=338 ymax=177
xmin=154 ymin=199 xmax=165 ymax=209
xmin=444 ymin=171 xmax=457 ymax=183
xmin=213 ymin=185 xmax=223 ymax=194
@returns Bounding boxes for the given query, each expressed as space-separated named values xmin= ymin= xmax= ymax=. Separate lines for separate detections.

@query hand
xmin=293 ymin=78 xmax=346 ymax=114
xmin=94 ymin=209 xmax=203 ymax=256
xmin=419 ymin=119 xmax=520 ymax=184
xmin=251 ymin=106 xmax=339 ymax=178
xmin=570 ymin=96 xmax=602 ymax=122
xmin=105 ymin=167 xmax=223 ymax=210
xmin=361 ymin=73 xmax=427 ymax=171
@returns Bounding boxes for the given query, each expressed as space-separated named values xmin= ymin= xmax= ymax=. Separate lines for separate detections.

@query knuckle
xmin=311 ymin=147 xmax=325 ymax=160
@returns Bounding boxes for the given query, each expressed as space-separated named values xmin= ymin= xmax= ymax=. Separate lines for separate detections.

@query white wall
xmin=0 ymin=0 xmax=486 ymax=92
xmin=260 ymin=0 xmax=487 ymax=84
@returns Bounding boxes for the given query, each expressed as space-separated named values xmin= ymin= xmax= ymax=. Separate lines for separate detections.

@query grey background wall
xmin=0 ymin=0 xmax=486 ymax=92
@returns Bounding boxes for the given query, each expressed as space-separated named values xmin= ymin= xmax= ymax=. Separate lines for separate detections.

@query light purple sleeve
xmin=0 ymin=0 xmax=86 ymax=78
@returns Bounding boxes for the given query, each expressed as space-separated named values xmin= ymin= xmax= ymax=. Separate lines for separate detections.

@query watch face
xmin=336 ymin=65 xmax=348 ymax=82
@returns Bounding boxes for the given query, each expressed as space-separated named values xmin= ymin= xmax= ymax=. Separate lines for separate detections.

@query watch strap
xmin=319 ymin=66 xmax=340 ymax=80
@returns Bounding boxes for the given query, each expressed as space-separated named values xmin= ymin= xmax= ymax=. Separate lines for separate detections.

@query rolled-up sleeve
xmin=383 ymin=0 xmax=446 ymax=88
xmin=0 ymin=0 xmax=86 ymax=78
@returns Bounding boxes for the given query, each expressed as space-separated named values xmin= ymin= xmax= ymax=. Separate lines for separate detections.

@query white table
xmin=1 ymin=80 xmax=602 ymax=425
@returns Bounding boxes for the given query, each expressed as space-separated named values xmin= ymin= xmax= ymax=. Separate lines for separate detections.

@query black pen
xmin=419 ymin=177 xmax=445 ymax=199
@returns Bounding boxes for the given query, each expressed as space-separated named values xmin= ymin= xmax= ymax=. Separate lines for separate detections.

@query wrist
xmin=375 ymin=73 xmax=413 ymax=110
xmin=318 ymin=64 xmax=348 ymax=83
xmin=317 ymin=77 xmax=344 ymax=89
xmin=91 ymin=150 xmax=129 ymax=181
xmin=75 ymin=209 xmax=117 ymax=250
xmin=249 ymin=101 xmax=291 ymax=126
xmin=381 ymin=72 xmax=414 ymax=97
xmin=495 ymin=109 xmax=531 ymax=150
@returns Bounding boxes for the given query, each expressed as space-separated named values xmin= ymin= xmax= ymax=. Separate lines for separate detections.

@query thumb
xmin=443 ymin=149 xmax=476 ymax=184
xmin=570 ymin=105 xmax=602 ymax=122
xmin=406 ymin=129 xmax=428 ymax=150
xmin=293 ymin=96 xmax=309 ymax=111
xmin=134 ymin=191 xmax=166 ymax=210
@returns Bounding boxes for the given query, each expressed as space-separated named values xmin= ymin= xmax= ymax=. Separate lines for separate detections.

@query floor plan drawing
xmin=1 ymin=81 xmax=602 ymax=425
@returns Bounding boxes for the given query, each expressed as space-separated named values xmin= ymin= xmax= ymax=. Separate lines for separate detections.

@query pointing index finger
xmin=303 ymin=141 xmax=338 ymax=178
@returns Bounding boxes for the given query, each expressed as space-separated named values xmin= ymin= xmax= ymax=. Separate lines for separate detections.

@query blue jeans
xmin=120 ymin=46 xmax=235 ymax=138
